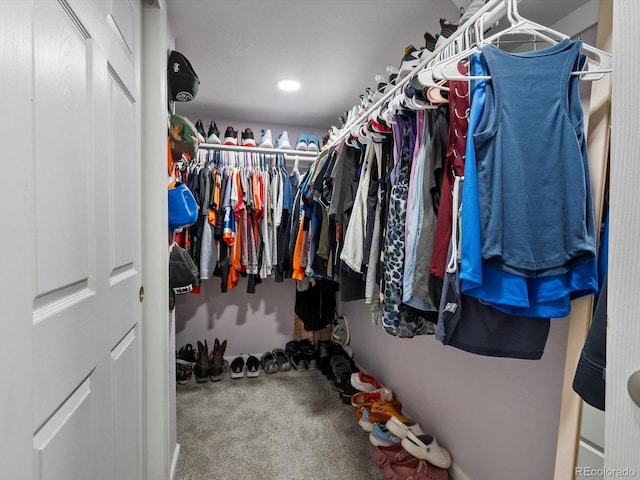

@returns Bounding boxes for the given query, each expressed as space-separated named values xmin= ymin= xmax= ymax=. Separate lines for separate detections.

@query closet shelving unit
xmin=322 ymin=1 xmax=612 ymax=479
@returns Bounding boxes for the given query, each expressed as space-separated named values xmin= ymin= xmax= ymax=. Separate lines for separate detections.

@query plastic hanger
xmin=433 ymin=0 xmax=612 ymax=82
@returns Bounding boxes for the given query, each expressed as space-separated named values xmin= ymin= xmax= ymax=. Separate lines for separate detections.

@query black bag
xmin=168 ymin=50 xmax=200 ymax=102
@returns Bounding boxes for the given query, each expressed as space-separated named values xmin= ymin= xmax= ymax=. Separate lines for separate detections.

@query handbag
xmin=168 ymin=182 xmax=198 ymax=231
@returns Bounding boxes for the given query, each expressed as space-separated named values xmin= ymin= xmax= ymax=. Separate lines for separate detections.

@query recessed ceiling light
xmin=277 ymin=79 xmax=301 ymax=92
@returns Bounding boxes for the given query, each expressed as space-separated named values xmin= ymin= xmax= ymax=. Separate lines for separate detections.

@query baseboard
xmin=449 ymin=462 xmax=472 ymax=480
xmin=170 ymin=442 xmax=180 ymax=480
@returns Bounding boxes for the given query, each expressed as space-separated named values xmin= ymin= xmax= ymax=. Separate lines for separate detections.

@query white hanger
xmin=432 ymin=0 xmax=612 ymax=82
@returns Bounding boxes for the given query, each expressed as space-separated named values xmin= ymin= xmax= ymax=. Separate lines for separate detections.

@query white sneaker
xmin=258 ymin=129 xmax=273 ymax=148
xmin=274 ymin=131 xmax=292 ymax=150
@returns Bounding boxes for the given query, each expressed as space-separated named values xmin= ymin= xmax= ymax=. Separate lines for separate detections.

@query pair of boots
xmin=195 ymin=338 xmax=227 ymax=383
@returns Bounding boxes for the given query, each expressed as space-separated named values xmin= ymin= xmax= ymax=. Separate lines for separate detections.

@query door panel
xmin=33 ymin=375 xmax=94 ymax=480
xmin=30 ymin=1 xmax=142 ymax=479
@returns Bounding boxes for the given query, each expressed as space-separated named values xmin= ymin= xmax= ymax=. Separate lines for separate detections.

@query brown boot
xmin=194 ymin=340 xmax=210 ymax=383
xmin=209 ymin=338 xmax=227 ymax=382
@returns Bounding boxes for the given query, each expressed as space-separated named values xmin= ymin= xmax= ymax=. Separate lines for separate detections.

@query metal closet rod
xmin=199 ymin=142 xmax=319 ymax=158
xmin=330 ymin=0 xmax=510 ymax=147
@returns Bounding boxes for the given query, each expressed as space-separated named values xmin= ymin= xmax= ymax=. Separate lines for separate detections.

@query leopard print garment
xmin=382 ymin=115 xmax=434 ymax=338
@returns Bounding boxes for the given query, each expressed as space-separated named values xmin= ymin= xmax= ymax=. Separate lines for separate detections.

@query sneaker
xmin=424 ymin=31 xmax=438 ymax=52
xmin=331 ymin=314 xmax=350 ymax=345
xmin=230 ymin=355 xmax=246 ymax=379
xmin=351 ymin=371 xmax=384 ymax=392
xmin=258 ymin=129 xmax=273 ymax=148
xmin=194 ymin=120 xmax=207 ymax=140
xmin=307 ymin=133 xmax=319 ymax=152
xmin=246 ymin=355 xmax=260 ymax=377
xmin=273 ymin=348 xmax=292 ymax=372
xmin=369 ymin=422 xmax=401 ymax=447
xmin=298 ymin=339 xmax=318 ymax=370
xmin=295 ymin=132 xmax=308 ymax=151
xmin=359 ymin=407 xmax=373 ymax=432
xmin=194 ymin=340 xmax=210 ymax=383
xmin=176 ymin=344 xmax=197 ymax=385
xmin=368 ymin=400 xmax=410 ymax=425
xmin=398 ymin=45 xmax=423 ymax=80
xmin=440 ymin=17 xmax=458 ymax=38
xmin=241 ymin=128 xmax=256 ymax=147
xmin=207 ymin=121 xmax=221 ymax=144
xmin=209 ymin=338 xmax=227 ymax=382
xmin=274 ymin=131 xmax=292 ymax=150
xmin=351 ymin=388 xmax=394 ymax=407
xmin=223 ymin=126 xmax=238 ymax=145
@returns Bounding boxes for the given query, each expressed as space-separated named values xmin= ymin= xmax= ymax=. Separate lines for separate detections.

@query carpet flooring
xmin=175 ymin=367 xmax=386 ymax=480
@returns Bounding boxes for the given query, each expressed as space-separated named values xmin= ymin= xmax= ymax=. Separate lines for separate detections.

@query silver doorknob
xmin=628 ymin=370 xmax=640 ymax=408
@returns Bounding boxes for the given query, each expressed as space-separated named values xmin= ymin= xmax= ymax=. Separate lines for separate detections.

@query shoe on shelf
xmin=331 ymin=314 xmax=350 ymax=346
xmin=230 ymin=354 xmax=246 ymax=379
xmin=398 ymin=45 xmax=423 ymax=80
xmin=295 ymin=132 xmax=308 ymax=151
xmin=209 ymin=338 xmax=227 ymax=382
xmin=307 ymin=132 xmax=320 ymax=152
xmin=223 ymin=126 xmax=238 ymax=145
xmin=424 ymin=31 xmax=438 ymax=52
xmin=207 ymin=121 xmax=221 ymax=144
xmin=194 ymin=340 xmax=210 ymax=383
xmin=258 ymin=129 xmax=273 ymax=148
xmin=176 ymin=343 xmax=197 ymax=385
xmin=241 ymin=128 xmax=256 ymax=147
xmin=274 ymin=131 xmax=292 ymax=150
xmin=261 ymin=351 xmax=279 ymax=374
xmin=195 ymin=120 xmax=207 ymax=140
xmin=371 ymin=443 xmax=413 ymax=468
xmin=401 ymin=432 xmax=452 ymax=470
xmin=369 ymin=422 xmax=402 ymax=447
xmin=351 ymin=371 xmax=384 ymax=392
xmin=386 ymin=416 xmax=424 ymax=439
xmin=440 ymin=17 xmax=458 ymax=38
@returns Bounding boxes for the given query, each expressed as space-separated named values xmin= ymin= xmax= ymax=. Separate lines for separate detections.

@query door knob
xmin=628 ymin=370 xmax=640 ymax=408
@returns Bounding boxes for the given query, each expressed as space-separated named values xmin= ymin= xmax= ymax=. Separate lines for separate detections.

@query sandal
xmin=273 ymin=348 xmax=291 ymax=372
xmin=260 ymin=352 xmax=279 ymax=374
xmin=401 ymin=432 xmax=452 ymax=469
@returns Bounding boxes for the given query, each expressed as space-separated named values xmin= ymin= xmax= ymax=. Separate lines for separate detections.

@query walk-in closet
xmin=5 ymin=1 xmax=640 ymax=480
xmin=165 ymin=1 xmax=618 ymax=479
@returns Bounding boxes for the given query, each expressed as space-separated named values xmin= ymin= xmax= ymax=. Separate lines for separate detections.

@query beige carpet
xmin=175 ymin=367 xmax=386 ymax=480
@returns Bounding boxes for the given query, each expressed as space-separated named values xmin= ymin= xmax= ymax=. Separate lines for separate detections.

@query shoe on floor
xmin=351 ymin=371 xmax=384 ymax=392
xmin=230 ymin=355 xmax=246 ymax=379
xmin=358 ymin=407 xmax=373 ymax=432
xmin=273 ymin=348 xmax=292 ymax=371
xmin=209 ymin=338 xmax=227 ymax=382
xmin=351 ymin=388 xmax=394 ymax=407
xmin=371 ymin=443 xmax=413 ymax=468
xmin=261 ymin=351 xmax=279 ymax=374
xmin=369 ymin=422 xmax=401 ymax=447
xmin=176 ymin=343 xmax=197 ymax=385
xmin=298 ymin=339 xmax=318 ymax=370
xmin=401 ymin=432 xmax=452 ymax=470
xmin=368 ymin=400 xmax=410 ymax=425
xmin=246 ymin=355 xmax=260 ymax=378
xmin=194 ymin=340 xmax=210 ymax=383
xmin=386 ymin=415 xmax=424 ymax=439
xmin=383 ymin=456 xmax=447 ymax=480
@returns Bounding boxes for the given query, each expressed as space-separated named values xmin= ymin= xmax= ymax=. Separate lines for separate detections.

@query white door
xmin=0 ymin=1 xmax=143 ymax=479
xmin=607 ymin=0 xmax=640 ymax=475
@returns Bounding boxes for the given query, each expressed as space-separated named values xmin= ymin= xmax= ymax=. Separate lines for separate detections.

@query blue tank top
xmin=460 ymin=50 xmax=597 ymax=318
xmin=474 ymin=39 xmax=597 ymax=275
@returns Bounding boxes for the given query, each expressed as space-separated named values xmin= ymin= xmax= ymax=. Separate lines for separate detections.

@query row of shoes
xmin=175 ymin=338 xmax=228 ymax=385
xmin=319 ymin=345 xmax=454 ymax=479
xmin=193 ymin=119 xmax=321 ymax=153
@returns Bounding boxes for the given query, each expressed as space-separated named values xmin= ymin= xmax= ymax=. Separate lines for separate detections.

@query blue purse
xmin=168 ymin=182 xmax=198 ymax=231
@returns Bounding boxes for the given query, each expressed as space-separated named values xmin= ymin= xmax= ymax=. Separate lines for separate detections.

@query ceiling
xmin=167 ymin=0 xmax=592 ymax=131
